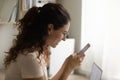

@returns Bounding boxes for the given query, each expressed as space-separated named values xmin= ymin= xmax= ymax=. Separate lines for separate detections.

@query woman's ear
xmin=48 ymin=24 xmax=54 ymax=35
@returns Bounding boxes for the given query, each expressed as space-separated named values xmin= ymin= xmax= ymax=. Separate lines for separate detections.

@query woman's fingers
xmin=77 ymin=53 xmax=85 ymax=64
xmin=71 ymin=52 xmax=85 ymax=62
xmin=65 ymin=53 xmax=85 ymax=70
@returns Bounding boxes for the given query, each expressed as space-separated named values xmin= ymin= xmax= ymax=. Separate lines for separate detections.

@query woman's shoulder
xmin=17 ymin=51 xmax=38 ymax=61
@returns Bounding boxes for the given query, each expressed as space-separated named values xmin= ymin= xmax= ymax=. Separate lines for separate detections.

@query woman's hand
xmin=59 ymin=53 xmax=85 ymax=80
xmin=65 ymin=53 xmax=85 ymax=70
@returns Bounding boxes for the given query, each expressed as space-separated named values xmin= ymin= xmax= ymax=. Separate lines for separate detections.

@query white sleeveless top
xmin=5 ymin=51 xmax=48 ymax=80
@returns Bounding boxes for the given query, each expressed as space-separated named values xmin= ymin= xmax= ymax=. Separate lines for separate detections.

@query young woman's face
xmin=46 ymin=22 xmax=70 ymax=48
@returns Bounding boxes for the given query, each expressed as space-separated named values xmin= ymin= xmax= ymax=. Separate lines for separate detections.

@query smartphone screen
xmin=77 ymin=43 xmax=90 ymax=55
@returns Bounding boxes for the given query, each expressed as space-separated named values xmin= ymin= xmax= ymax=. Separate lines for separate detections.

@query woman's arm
xmin=51 ymin=53 xmax=85 ymax=80
xmin=50 ymin=57 xmax=67 ymax=80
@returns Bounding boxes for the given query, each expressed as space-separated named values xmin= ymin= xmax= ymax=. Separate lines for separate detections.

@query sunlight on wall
xmin=81 ymin=0 xmax=120 ymax=79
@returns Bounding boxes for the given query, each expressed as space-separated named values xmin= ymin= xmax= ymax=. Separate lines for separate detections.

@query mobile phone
xmin=77 ymin=43 xmax=90 ymax=55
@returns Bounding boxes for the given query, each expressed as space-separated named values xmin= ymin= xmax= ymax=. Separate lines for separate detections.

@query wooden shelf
xmin=0 ymin=22 xmax=16 ymax=25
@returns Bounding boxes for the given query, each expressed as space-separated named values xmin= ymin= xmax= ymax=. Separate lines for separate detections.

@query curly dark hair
xmin=4 ymin=3 xmax=71 ymax=68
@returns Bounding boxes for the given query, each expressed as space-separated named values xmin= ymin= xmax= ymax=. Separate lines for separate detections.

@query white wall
xmin=0 ymin=23 xmax=18 ymax=69
xmin=0 ymin=0 xmax=4 ymax=14
xmin=0 ymin=0 xmax=17 ymax=22
xmin=81 ymin=0 xmax=120 ymax=79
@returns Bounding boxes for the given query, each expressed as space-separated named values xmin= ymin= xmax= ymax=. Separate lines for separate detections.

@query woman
xmin=4 ymin=3 xmax=85 ymax=80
